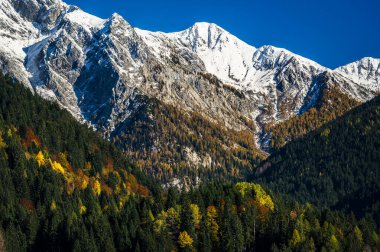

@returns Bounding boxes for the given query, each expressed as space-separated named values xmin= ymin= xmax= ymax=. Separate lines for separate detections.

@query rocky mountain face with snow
xmin=0 ymin=0 xmax=379 ymax=182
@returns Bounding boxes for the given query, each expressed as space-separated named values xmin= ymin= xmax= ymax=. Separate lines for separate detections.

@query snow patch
xmin=65 ymin=8 xmax=105 ymax=32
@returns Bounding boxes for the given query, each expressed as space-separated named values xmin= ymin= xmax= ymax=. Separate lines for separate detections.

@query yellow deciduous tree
xmin=252 ymin=184 xmax=274 ymax=211
xmin=354 ymin=226 xmax=363 ymax=242
xmin=35 ymin=151 xmax=45 ymax=167
xmin=92 ymin=179 xmax=101 ymax=196
xmin=79 ymin=204 xmax=87 ymax=215
xmin=178 ymin=231 xmax=193 ymax=248
xmin=190 ymin=204 xmax=201 ymax=229
xmin=153 ymin=218 xmax=166 ymax=233
xmin=50 ymin=160 xmax=65 ymax=175
xmin=206 ymin=205 xmax=219 ymax=242
xmin=167 ymin=207 xmax=180 ymax=232
xmin=236 ymin=182 xmax=274 ymax=211
xmin=290 ymin=229 xmax=301 ymax=247
xmin=80 ymin=175 xmax=89 ymax=190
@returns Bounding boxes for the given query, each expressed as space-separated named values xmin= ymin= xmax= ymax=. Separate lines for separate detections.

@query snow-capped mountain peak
xmin=176 ymin=22 xmax=239 ymax=51
xmin=108 ymin=13 xmax=129 ymax=25
xmin=335 ymin=57 xmax=380 ymax=93
xmin=160 ymin=22 xmax=256 ymax=84
xmin=252 ymin=45 xmax=326 ymax=71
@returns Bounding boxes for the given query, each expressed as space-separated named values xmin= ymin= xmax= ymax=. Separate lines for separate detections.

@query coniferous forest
xmin=257 ymin=94 xmax=380 ymax=225
xmin=0 ymin=73 xmax=379 ymax=251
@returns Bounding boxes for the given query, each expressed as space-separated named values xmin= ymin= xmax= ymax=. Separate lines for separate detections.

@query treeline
xmin=111 ymin=95 xmax=265 ymax=184
xmin=257 ymin=94 xmax=380 ymax=225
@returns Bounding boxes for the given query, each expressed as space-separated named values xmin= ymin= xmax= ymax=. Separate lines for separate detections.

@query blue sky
xmin=64 ymin=0 xmax=380 ymax=68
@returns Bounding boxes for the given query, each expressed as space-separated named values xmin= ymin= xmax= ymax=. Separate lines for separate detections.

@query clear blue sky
xmin=64 ymin=0 xmax=380 ymax=69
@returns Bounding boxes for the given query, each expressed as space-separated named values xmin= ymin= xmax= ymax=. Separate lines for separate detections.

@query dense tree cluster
xmin=257 ymin=94 xmax=380 ymax=226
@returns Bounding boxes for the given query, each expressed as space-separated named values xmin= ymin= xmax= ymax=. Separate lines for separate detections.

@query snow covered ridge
xmin=335 ymin=57 xmax=380 ymax=95
xmin=0 ymin=0 xmax=379 ymax=149
xmin=134 ymin=23 xmax=379 ymax=98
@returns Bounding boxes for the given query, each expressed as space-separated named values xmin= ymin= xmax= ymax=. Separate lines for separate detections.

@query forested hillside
xmin=258 ymin=94 xmax=380 ymax=225
xmin=111 ymin=95 xmax=265 ymax=185
xmin=0 ymin=74 xmax=379 ymax=251
xmin=265 ymin=83 xmax=360 ymax=150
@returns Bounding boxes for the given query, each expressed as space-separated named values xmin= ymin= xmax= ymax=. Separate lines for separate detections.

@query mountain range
xmin=0 ymin=0 xmax=379 ymax=183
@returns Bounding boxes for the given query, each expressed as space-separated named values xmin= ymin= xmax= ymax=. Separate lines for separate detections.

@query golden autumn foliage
xmin=35 ymin=151 xmax=45 ymax=167
xmin=50 ymin=160 xmax=65 ymax=175
xmin=59 ymin=152 xmax=73 ymax=173
xmin=153 ymin=206 xmax=182 ymax=234
xmin=13 ymin=126 xmax=149 ymax=209
xmin=178 ymin=231 xmax=193 ymax=248
xmin=236 ymin=182 xmax=254 ymax=198
xmin=290 ymin=229 xmax=301 ymax=247
xmin=44 ymin=153 xmax=149 ymax=199
xmin=253 ymin=185 xmax=274 ymax=211
xmin=167 ymin=207 xmax=181 ymax=230
xmin=190 ymin=204 xmax=201 ymax=229
xmin=236 ymin=182 xmax=274 ymax=211
xmin=92 ymin=179 xmax=101 ymax=196
xmin=236 ymin=182 xmax=274 ymax=221
xmin=80 ymin=174 xmax=89 ymax=190
xmin=207 ymin=205 xmax=219 ymax=241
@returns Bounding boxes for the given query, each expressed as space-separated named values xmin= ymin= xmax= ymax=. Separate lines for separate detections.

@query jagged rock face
xmin=10 ymin=0 xmax=63 ymax=32
xmin=0 ymin=0 xmax=379 ymax=152
xmin=0 ymin=0 xmax=39 ymax=88
xmin=136 ymin=26 xmax=328 ymax=131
